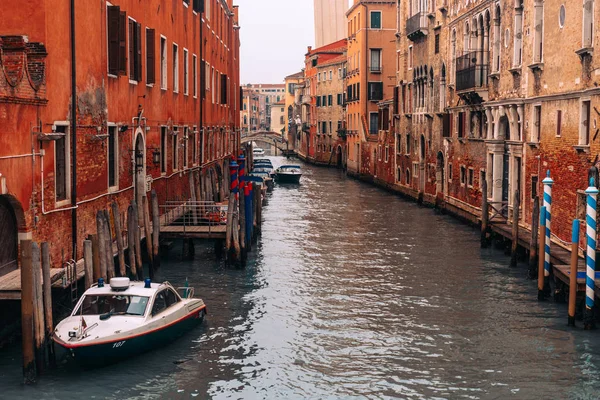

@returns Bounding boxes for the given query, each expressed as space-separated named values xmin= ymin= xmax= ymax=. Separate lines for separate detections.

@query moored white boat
xmin=53 ymin=277 xmax=206 ymax=366
xmin=274 ymin=165 xmax=302 ymax=184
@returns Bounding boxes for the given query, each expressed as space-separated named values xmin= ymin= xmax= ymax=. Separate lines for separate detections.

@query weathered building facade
xmin=0 ymin=0 xmax=240 ymax=276
xmin=345 ymin=0 xmax=397 ymax=177
xmin=386 ymin=0 xmax=600 ymax=246
xmin=298 ymin=40 xmax=347 ymax=163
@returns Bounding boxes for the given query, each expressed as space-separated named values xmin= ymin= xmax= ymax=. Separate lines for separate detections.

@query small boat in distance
xmin=274 ymin=165 xmax=302 ymax=184
xmin=253 ymin=147 xmax=265 ymax=156
xmin=53 ymin=277 xmax=206 ymax=367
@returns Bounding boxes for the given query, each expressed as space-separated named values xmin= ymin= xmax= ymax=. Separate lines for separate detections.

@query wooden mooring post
xmin=142 ymin=195 xmax=154 ymax=280
xmin=111 ymin=202 xmax=126 ymax=277
xmin=151 ymin=190 xmax=161 ymax=271
xmin=239 ymin=182 xmax=247 ymax=264
xmin=83 ymin=239 xmax=94 ymax=290
xmin=20 ymin=240 xmax=36 ymax=384
xmin=538 ymin=206 xmax=547 ymax=301
xmin=481 ymin=178 xmax=489 ymax=248
xmin=41 ymin=242 xmax=55 ymax=367
xmin=127 ymin=204 xmax=138 ymax=278
xmin=568 ymin=219 xmax=580 ymax=327
xmin=103 ymin=210 xmax=115 ymax=281
xmin=132 ymin=202 xmax=143 ymax=279
xmin=529 ymin=197 xmax=540 ymax=278
xmin=96 ymin=211 xmax=108 ymax=280
xmin=32 ymin=242 xmax=44 ymax=374
xmin=510 ymin=190 xmax=520 ymax=267
xmin=90 ymin=234 xmax=101 ymax=282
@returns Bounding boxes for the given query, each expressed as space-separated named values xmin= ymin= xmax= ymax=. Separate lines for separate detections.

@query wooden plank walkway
xmin=0 ymin=263 xmax=85 ymax=300
xmin=0 ymin=199 xmax=229 ymax=300
xmin=488 ymin=220 xmax=600 ymax=296
xmin=160 ymin=224 xmax=227 ymax=239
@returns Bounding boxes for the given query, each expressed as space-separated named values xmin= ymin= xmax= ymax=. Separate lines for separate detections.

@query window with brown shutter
xmin=146 ymin=29 xmax=155 ymax=84
xmin=200 ymin=60 xmax=206 ymax=98
xmin=55 ymin=126 xmax=68 ymax=201
xmin=107 ymin=6 xmax=120 ymax=75
xmin=220 ymin=74 xmax=227 ymax=104
xmin=119 ymin=11 xmax=126 ymax=75
xmin=129 ymin=20 xmax=135 ymax=79
xmin=136 ymin=23 xmax=142 ymax=81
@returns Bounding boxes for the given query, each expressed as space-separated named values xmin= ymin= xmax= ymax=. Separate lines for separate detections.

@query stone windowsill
xmin=508 ymin=66 xmax=522 ymax=75
xmin=467 ymin=137 xmax=485 ymax=142
xmin=528 ymin=62 xmax=544 ymax=72
xmin=526 ymin=141 xmax=540 ymax=148
xmin=576 ymin=47 xmax=594 ymax=58
xmin=488 ymin=72 xmax=500 ymax=80
xmin=574 ymin=144 xmax=590 ymax=153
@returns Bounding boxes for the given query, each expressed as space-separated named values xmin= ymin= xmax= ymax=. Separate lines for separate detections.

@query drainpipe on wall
xmin=200 ymin=1 xmax=204 ymax=164
xmin=70 ymin=0 xmax=78 ymax=260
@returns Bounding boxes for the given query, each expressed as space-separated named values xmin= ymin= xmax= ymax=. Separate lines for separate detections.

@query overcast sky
xmin=235 ymin=0 xmax=315 ymax=84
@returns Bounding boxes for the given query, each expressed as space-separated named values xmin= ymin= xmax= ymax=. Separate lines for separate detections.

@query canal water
xmin=2 ymin=157 xmax=600 ymax=399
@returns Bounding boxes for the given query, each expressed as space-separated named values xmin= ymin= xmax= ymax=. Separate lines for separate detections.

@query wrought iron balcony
xmin=406 ymin=12 xmax=428 ymax=41
xmin=456 ymin=51 xmax=489 ymax=93
xmin=337 ymin=129 xmax=347 ymax=139
xmin=302 ymin=122 xmax=310 ymax=133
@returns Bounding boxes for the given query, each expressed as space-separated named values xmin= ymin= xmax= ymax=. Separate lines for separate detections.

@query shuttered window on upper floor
xmin=220 ymin=74 xmax=228 ymax=104
xmin=193 ymin=0 xmax=204 ymax=13
xmin=146 ymin=29 xmax=156 ymax=84
xmin=108 ymin=6 xmax=127 ymax=76
xmin=129 ymin=19 xmax=142 ymax=82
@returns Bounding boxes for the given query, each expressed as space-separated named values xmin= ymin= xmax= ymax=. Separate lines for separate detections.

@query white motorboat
xmin=253 ymin=147 xmax=265 ymax=156
xmin=274 ymin=165 xmax=302 ymax=184
xmin=53 ymin=277 xmax=206 ymax=366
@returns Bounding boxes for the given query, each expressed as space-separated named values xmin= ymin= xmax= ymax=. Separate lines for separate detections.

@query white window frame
xmin=408 ymin=46 xmax=413 ymax=70
xmin=172 ymin=126 xmax=179 ymax=171
xmin=192 ymin=54 xmax=198 ymax=98
xmin=183 ymin=48 xmax=189 ymax=96
xmin=370 ymin=10 xmax=382 ymax=29
xmin=128 ymin=16 xmax=138 ymax=85
xmin=532 ymin=103 xmax=542 ymax=143
xmin=460 ymin=165 xmax=466 ymax=186
xmin=183 ymin=126 xmax=189 ymax=168
xmin=53 ymin=121 xmax=71 ymax=206
xmin=160 ymin=126 xmax=168 ymax=175
xmin=172 ymin=43 xmax=179 ymax=93
xmin=160 ymin=35 xmax=167 ymax=90
xmin=385 ymin=145 xmax=389 ymax=163
xmin=467 ymin=167 xmax=474 ymax=188
xmin=580 ymin=98 xmax=592 ymax=146
xmin=107 ymin=123 xmax=119 ymax=191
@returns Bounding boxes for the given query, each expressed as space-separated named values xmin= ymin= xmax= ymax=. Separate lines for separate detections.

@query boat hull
xmin=55 ymin=309 xmax=205 ymax=367
xmin=275 ymin=173 xmax=302 ymax=184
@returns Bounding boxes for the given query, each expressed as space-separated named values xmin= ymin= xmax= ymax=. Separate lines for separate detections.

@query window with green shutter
xmin=370 ymin=11 xmax=382 ymax=29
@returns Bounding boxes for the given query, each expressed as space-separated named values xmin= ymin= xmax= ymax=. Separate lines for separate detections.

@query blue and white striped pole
xmin=542 ymin=170 xmax=554 ymax=293
xmin=585 ymin=177 xmax=598 ymax=330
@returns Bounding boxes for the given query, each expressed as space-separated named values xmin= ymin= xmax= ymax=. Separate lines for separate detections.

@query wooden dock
xmin=0 ymin=263 xmax=85 ymax=300
xmin=488 ymin=219 xmax=600 ymax=296
xmin=160 ymin=224 xmax=227 ymax=239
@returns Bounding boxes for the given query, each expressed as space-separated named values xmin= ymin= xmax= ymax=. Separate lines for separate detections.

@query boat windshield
xmin=74 ymin=294 xmax=150 ymax=317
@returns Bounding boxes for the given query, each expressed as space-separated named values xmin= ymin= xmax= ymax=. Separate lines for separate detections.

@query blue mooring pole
xmin=244 ymin=178 xmax=252 ymax=249
xmin=568 ymin=219 xmax=580 ymax=327
xmin=585 ymin=178 xmax=598 ymax=330
xmin=542 ymin=170 xmax=554 ymax=295
xmin=538 ymin=206 xmax=547 ymax=300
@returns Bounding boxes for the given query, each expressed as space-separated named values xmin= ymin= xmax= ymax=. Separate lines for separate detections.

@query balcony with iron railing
xmin=302 ymin=122 xmax=310 ymax=133
xmin=406 ymin=12 xmax=428 ymax=41
xmin=456 ymin=51 xmax=489 ymax=95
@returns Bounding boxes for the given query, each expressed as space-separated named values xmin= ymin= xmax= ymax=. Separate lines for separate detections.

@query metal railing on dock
xmin=159 ymin=201 xmax=231 ymax=239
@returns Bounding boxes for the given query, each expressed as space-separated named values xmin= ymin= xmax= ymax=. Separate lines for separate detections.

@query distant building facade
xmin=314 ymin=0 xmax=349 ymax=48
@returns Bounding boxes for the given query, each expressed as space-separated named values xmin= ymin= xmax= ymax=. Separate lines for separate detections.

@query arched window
xmin=533 ymin=0 xmax=544 ymax=63
xmin=583 ymin=0 xmax=594 ymax=48
xmin=493 ymin=5 xmax=501 ymax=72
xmin=513 ymin=0 xmax=523 ymax=67
xmin=440 ymin=64 xmax=447 ymax=111
xmin=451 ymin=29 xmax=457 ymax=84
